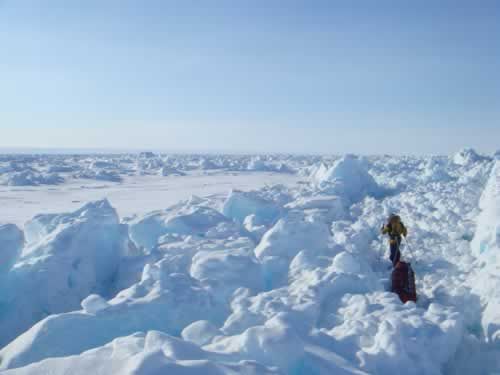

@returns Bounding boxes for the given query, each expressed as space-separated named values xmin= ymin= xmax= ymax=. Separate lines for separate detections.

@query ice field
xmin=0 ymin=149 xmax=499 ymax=374
xmin=0 ymin=172 xmax=300 ymax=227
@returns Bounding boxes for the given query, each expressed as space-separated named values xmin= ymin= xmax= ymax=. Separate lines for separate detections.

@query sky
xmin=1 ymin=0 xmax=499 ymax=155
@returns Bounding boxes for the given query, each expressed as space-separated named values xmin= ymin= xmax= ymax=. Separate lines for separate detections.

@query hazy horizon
xmin=0 ymin=145 xmax=494 ymax=158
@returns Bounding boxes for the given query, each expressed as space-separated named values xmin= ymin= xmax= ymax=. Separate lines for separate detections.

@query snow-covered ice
xmin=0 ymin=199 xmax=134 ymax=348
xmin=468 ymin=160 xmax=500 ymax=346
xmin=0 ymin=171 xmax=299 ymax=227
xmin=1 ymin=151 xmax=500 ymax=374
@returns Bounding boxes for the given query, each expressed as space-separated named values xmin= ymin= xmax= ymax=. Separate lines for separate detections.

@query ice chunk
xmin=308 ymin=162 xmax=330 ymax=181
xmin=453 ymin=147 xmax=490 ymax=166
xmin=469 ymin=160 xmax=500 ymax=342
xmin=0 ymin=224 xmax=24 ymax=273
xmin=81 ymin=294 xmax=110 ymax=314
xmin=471 ymin=160 xmax=500 ymax=257
xmin=255 ymin=212 xmax=331 ymax=260
xmin=254 ymin=211 xmax=331 ymax=288
xmin=247 ymin=157 xmax=270 ymax=171
xmin=182 ymin=320 xmax=222 ymax=346
xmin=311 ymin=155 xmax=383 ymax=203
xmin=0 ymin=200 xmax=133 ymax=348
xmin=243 ymin=214 xmax=268 ymax=241
xmin=285 ymin=194 xmax=347 ymax=221
xmin=24 ymin=199 xmax=120 ymax=245
xmin=137 ymin=156 xmax=164 ymax=174
xmin=129 ymin=204 xmax=231 ymax=250
xmin=222 ymin=190 xmax=281 ymax=225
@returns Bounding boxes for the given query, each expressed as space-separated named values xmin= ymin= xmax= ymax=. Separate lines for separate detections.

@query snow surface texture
xmin=0 ymin=150 xmax=499 ymax=374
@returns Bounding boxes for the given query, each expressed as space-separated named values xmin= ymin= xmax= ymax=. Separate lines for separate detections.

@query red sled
xmin=391 ymin=261 xmax=417 ymax=303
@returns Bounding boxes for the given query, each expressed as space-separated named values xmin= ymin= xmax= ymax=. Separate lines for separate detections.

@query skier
xmin=381 ymin=214 xmax=407 ymax=267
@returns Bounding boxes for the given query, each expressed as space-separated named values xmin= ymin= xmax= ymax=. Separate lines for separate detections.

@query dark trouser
xmin=390 ymin=236 xmax=402 ymax=266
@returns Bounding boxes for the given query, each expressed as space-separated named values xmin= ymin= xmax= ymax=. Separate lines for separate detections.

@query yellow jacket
xmin=381 ymin=222 xmax=407 ymax=237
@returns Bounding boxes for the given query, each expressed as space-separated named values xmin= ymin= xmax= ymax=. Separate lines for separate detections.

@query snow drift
xmin=2 ymin=331 xmax=281 ymax=375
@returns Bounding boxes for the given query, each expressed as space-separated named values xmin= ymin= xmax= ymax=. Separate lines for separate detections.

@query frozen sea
xmin=0 ymin=150 xmax=499 ymax=374
xmin=0 ymin=172 xmax=300 ymax=226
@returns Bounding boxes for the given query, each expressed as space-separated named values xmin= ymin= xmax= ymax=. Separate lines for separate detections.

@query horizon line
xmin=0 ymin=145 xmax=486 ymax=158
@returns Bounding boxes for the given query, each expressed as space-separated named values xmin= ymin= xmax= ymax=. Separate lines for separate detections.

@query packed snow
xmin=0 ymin=150 xmax=499 ymax=374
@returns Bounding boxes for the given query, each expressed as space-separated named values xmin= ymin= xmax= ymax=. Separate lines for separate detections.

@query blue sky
xmin=1 ymin=0 xmax=499 ymax=154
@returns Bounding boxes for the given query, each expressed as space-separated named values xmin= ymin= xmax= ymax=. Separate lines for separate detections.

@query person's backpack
xmin=391 ymin=261 xmax=417 ymax=303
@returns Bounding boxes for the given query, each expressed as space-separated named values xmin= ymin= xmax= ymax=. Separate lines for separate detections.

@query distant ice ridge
xmin=0 ymin=153 xmax=299 ymax=186
xmin=247 ymin=156 xmax=294 ymax=173
xmin=158 ymin=166 xmax=186 ymax=176
xmin=452 ymin=148 xmax=491 ymax=166
xmin=0 ymin=170 xmax=64 ymax=186
xmin=75 ymin=168 xmax=122 ymax=182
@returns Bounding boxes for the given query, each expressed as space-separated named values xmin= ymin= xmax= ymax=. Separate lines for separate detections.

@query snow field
xmin=0 ymin=149 xmax=499 ymax=374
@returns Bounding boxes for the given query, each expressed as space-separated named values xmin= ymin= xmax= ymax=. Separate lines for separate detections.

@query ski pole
xmin=403 ymin=236 xmax=417 ymax=264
